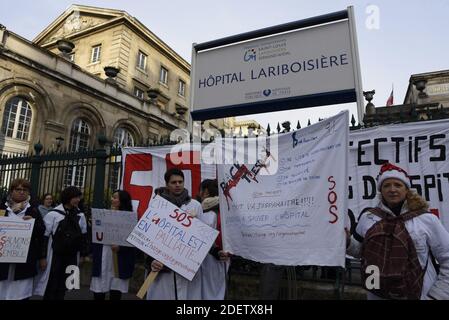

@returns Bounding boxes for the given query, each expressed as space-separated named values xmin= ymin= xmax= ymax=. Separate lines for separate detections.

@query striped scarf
xmin=7 ymin=195 xmax=31 ymax=214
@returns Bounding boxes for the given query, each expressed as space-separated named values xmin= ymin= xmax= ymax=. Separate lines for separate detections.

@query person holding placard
xmin=34 ymin=186 xmax=89 ymax=300
xmin=346 ymin=163 xmax=449 ymax=300
xmin=198 ymin=179 xmax=230 ymax=300
xmin=0 ymin=178 xmax=46 ymax=300
xmin=146 ymin=168 xmax=204 ymax=300
xmin=90 ymin=190 xmax=136 ymax=300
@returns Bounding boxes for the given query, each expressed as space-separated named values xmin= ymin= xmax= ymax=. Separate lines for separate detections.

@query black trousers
xmin=259 ymin=263 xmax=285 ymax=300
xmin=43 ymin=254 xmax=77 ymax=300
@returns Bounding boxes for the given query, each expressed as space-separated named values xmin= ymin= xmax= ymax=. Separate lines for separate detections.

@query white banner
xmin=0 ymin=217 xmax=35 ymax=263
xmin=121 ymin=145 xmax=216 ymax=219
xmin=218 ymin=111 xmax=349 ymax=267
xmin=120 ymin=118 xmax=449 ymax=266
xmin=91 ymin=209 xmax=138 ymax=247
xmin=348 ymin=118 xmax=449 ymax=231
xmin=126 ymin=195 xmax=218 ymax=281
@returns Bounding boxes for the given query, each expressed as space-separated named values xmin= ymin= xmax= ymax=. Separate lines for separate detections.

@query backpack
xmin=51 ymin=209 xmax=82 ymax=255
xmin=360 ymin=207 xmax=428 ymax=300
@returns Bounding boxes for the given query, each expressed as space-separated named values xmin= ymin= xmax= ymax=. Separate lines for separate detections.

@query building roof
xmin=33 ymin=4 xmax=190 ymax=73
xmin=1 ymin=26 xmax=184 ymax=129
xmin=404 ymin=69 xmax=449 ymax=104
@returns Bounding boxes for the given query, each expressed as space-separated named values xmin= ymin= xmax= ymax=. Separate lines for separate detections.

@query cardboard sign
xmin=0 ymin=217 xmax=35 ymax=263
xmin=127 ymin=195 xmax=218 ymax=281
xmin=91 ymin=209 xmax=138 ymax=247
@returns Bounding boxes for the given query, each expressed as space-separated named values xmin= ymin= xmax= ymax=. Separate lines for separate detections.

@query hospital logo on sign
xmin=244 ymin=48 xmax=257 ymax=62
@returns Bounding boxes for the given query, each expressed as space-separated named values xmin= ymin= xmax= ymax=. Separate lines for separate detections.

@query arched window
xmin=1 ymin=97 xmax=33 ymax=140
xmin=69 ymin=118 xmax=90 ymax=151
xmin=64 ymin=118 xmax=91 ymax=188
xmin=113 ymin=127 xmax=135 ymax=147
xmin=109 ymin=127 xmax=135 ymax=191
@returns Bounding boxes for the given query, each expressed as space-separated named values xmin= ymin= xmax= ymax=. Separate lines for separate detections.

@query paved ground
xmin=30 ymin=285 xmax=140 ymax=300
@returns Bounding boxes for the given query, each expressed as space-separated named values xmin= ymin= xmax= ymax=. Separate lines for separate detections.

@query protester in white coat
xmin=34 ymin=186 xmax=89 ymax=300
xmin=90 ymin=190 xmax=136 ymax=300
xmin=346 ymin=163 xmax=449 ymax=300
xmin=146 ymin=168 xmax=204 ymax=300
xmin=198 ymin=179 xmax=230 ymax=300
xmin=0 ymin=179 xmax=46 ymax=300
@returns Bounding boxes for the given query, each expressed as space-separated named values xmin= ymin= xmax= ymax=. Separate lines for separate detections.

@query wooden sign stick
xmin=136 ymin=271 xmax=159 ymax=299
xmin=112 ymin=251 xmax=119 ymax=278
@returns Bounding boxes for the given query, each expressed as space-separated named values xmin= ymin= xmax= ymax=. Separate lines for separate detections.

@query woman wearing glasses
xmin=0 ymin=178 xmax=46 ymax=300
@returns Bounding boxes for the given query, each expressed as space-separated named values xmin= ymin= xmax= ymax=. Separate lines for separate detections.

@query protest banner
xmin=348 ymin=118 xmax=449 ymax=231
xmin=0 ymin=217 xmax=35 ymax=263
xmin=120 ymin=117 xmax=449 ymax=268
xmin=218 ymin=111 xmax=349 ymax=267
xmin=121 ymin=145 xmax=216 ymax=219
xmin=91 ymin=209 xmax=137 ymax=247
xmin=127 ymin=195 xmax=218 ymax=281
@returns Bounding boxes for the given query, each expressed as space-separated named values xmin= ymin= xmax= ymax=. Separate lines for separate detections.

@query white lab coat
xmin=33 ymin=204 xmax=87 ymax=296
xmin=90 ymin=245 xmax=129 ymax=293
xmin=199 ymin=209 xmax=228 ymax=300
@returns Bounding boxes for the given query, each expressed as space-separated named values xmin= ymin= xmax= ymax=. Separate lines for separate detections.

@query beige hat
xmin=202 ymin=196 xmax=219 ymax=211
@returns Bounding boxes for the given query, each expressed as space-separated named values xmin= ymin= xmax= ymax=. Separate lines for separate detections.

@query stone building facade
xmin=34 ymin=5 xmax=191 ymax=120
xmin=404 ymin=69 xmax=449 ymax=109
xmin=33 ymin=4 xmax=235 ymax=136
xmin=0 ymin=25 xmax=186 ymax=154
xmin=0 ymin=4 xmax=263 ymax=157
xmin=362 ymin=69 xmax=449 ymax=125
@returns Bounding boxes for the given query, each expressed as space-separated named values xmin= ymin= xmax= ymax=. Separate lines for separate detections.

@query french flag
xmin=386 ymin=89 xmax=394 ymax=106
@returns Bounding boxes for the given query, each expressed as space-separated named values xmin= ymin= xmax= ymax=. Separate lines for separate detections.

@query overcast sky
xmin=1 ymin=0 xmax=448 ymax=130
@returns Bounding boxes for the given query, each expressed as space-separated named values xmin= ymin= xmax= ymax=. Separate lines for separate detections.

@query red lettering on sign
xmin=0 ymin=235 xmax=7 ymax=256
xmin=96 ymin=232 xmax=103 ymax=241
xmin=123 ymin=153 xmax=153 ymax=219
xmin=169 ymin=208 xmax=179 ymax=219
xmin=167 ymin=208 xmax=193 ymax=228
xmin=183 ymin=215 xmax=193 ymax=228
xmin=328 ymin=176 xmax=339 ymax=224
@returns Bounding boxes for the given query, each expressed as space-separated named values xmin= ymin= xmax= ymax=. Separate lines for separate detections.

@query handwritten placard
xmin=0 ymin=217 xmax=35 ymax=263
xmin=127 ymin=195 xmax=218 ymax=281
xmin=218 ymin=111 xmax=349 ymax=267
xmin=91 ymin=209 xmax=138 ymax=247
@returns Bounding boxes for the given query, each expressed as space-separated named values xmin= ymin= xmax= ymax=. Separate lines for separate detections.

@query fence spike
xmin=276 ymin=122 xmax=280 ymax=133
xmin=373 ymin=112 xmax=379 ymax=126
xmin=307 ymin=119 xmax=311 ymax=126
xmin=399 ymin=107 xmax=405 ymax=122
xmin=411 ymin=105 xmax=418 ymax=119
xmin=439 ymin=104 xmax=445 ymax=117
xmin=351 ymin=114 xmax=356 ymax=127
xmin=296 ymin=121 xmax=301 ymax=129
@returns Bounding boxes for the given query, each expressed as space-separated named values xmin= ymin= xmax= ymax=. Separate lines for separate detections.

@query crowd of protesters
xmin=1 ymin=161 xmax=449 ymax=300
